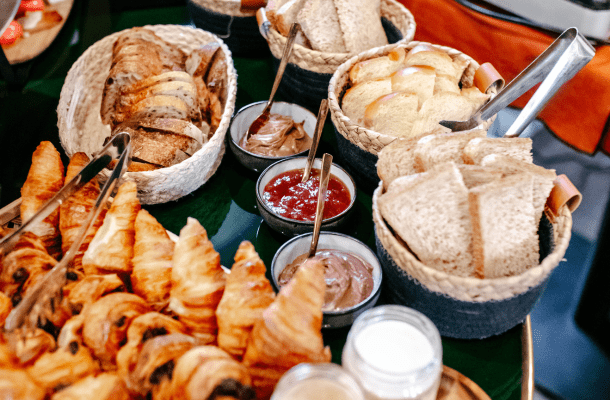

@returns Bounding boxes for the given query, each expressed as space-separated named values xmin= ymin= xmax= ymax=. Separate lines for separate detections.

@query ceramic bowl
xmin=271 ymin=232 xmax=383 ymax=328
xmin=256 ymin=156 xmax=356 ymax=237
xmin=229 ymin=101 xmax=317 ymax=173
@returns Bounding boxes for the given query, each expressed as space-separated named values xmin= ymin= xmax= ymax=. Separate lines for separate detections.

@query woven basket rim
xmin=328 ymin=40 xmax=495 ymax=156
xmin=372 ymin=183 xmax=573 ymax=302
xmin=189 ymin=0 xmax=257 ymax=16
xmin=57 ymin=24 xmax=237 ymax=203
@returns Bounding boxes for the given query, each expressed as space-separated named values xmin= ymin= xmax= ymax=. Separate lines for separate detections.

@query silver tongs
xmin=440 ymin=27 xmax=595 ymax=137
xmin=3 ymin=132 xmax=131 ymax=332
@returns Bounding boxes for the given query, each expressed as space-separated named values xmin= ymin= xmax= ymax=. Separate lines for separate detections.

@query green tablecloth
xmin=0 ymin=2 xmax=522 ymax=399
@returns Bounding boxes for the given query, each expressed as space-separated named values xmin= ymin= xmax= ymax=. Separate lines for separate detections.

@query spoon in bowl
xmin=307 ymin=153 xmax=333 ymax=258
xmin=301 ymin=99 xmax=328 ymax=183
xmin=245 ymin=23 xmax=300 ymax=140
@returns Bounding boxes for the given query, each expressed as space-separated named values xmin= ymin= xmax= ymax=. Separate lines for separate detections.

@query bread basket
xmin=371 ymin=183 xmax=573 ymax=339
xmin=328 ymin=41 xmax=499 ymax=193
xmin=187 ymin=0 xmax=269 ymax=57
xmin=57 ymin=24 xmax=237 ymax=205
xmin=258 ymin=0 xmax=416 ymax=112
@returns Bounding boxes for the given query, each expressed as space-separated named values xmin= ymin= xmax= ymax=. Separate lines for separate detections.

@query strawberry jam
xmin=262 ymin=168 xmax=351 ymax=221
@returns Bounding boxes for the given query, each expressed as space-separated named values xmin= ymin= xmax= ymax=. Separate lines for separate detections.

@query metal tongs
xmin=440 ymin=27 xmax=595 ymax=137
xmin=3 ymin=132 xmax=131 ymax=332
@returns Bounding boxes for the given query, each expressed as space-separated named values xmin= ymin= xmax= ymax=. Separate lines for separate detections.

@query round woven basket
xmin=372 ymin=184 xmax=573 ymax=338
xmin=260 ymin=0 xmax=416 ymax=112
xmin=328 ymin=41 xmax=498 ymax=192
xmin=187 ymin=0 xmax=269 ymax=57
xmin=57 ymin=25 xmax=237 ymax=205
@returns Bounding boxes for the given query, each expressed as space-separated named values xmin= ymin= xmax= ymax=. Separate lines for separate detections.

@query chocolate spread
xmin=278 ymin=249 xmax=375 ymax=311
xmin=240 ymin=114 xmax=312 ymax=157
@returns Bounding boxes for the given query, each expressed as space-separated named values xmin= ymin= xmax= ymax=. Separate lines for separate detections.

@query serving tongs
xmin=439 ymin=27 xmax=595 ymax=137
xmin=3 ymin=132 xmax=131 ymax=332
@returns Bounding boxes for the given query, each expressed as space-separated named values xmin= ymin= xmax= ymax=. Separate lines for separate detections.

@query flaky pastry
xmin=66 ymin=274 xmax=124 ymax=316
xmin=0 ymin=368 xmax=45 ymax=400
xmin=6 ymin=328 xmax=56 ymax=366
xmin=50 ymin=372 xmax=130 ymax=400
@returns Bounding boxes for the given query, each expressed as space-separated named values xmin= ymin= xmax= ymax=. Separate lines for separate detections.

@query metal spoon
xmin=301 ymin=99 xmax=328 ymax=183
xmin=245 ymin=22 xmax=299 ymax=139
xmin=307 ymin=153 xmax=333 ymax=258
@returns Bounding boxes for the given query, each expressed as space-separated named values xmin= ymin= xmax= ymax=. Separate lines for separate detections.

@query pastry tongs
xmin=3 ymin=132 xmax=131 ymax=332
xmin=439 ymin=27 xmax=595 ymax=137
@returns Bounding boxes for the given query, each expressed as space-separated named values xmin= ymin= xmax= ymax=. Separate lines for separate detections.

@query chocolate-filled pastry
xmin=57 ymin=314 xmax=85 ymax=349
xmin=116 ymin=312 xmax=186 ymax=391
xmin=169 ymin=218 xmax=226 ymax=343
xmin=82 ymin=292 xmax=150 ymax=369
xmin=216 ymin=241 xmax=275 ymax=360
xmin=0 ymin=292 xmax=10 ymax=328
xmin=44 ymin=270 xmax=87 ymax=329
xmin=0 ymin=368 xmax=46 ymax=400
xmin=129 ymin=333 xmax=197 ymax=396
xmin=6 ymin=328 xmax=56 ymax=366
xmin=131 ymin=209 xmax=174 ymax=310
xmin=82 ymin=181 xmax=141 ymax=275
xmin=242 ymin=258 xmax=331 ymax=400
xmin=20 ymin=141 xmax=65 ymax=259
xmin=171 ymin=345 xmax=254 ymax=400
xmin=67 ymin=274 xmax=125 ymax=316
xmin=59 ymin=153 xmax=107 ymax=271
xmin=50 ymin=372 xmax=130 ymax=400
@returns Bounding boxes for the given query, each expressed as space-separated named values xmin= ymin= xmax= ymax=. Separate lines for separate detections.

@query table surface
xmin=0 ymin=2 xmax=523 ymax=399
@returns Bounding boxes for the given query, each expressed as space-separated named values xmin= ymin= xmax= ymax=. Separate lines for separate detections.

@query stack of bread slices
xmin=376 ymin=130 xmax=557 ymax=279
xmin=100 ymin=28 xmax=227 ymax=171
xmin=265 ymin=0 xmax=388 ymax=54
xmin=342 ymin=44 xmax=490 ymax=139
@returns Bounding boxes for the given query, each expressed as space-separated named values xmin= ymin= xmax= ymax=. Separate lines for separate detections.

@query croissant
xmin=216 ymin=241 xmax=275 ymax=360
xmin=81 ymin=292 xmax=150 ymax=369
xmin=168 ymin=217 xmax=226 ymax=343
xmin=59 ymin=152 xmax=107 ymax=271
xmin=20 ymin=141 xmax=65 ymax=259
xmin=131 ymin=209 xmax=174 ymax=310
xmin=66 ymin=274 xmax=125 ymax=316
xmin=170 ymin=345 xmax=255 ymax=400
xmin=82 ymin=181 xmax=141 ymax=275
xmin=50 ymin=372 xmax=130 ymax=400
xmin=242 ymin=258 xmax=331 ymax=400
xmin=57 ymin=314 xmax=85 ymax=349
xmin=6 ymin=328 xmax=56 ymax=366
xmin=0 ymin=369 xmax=46 ymax=400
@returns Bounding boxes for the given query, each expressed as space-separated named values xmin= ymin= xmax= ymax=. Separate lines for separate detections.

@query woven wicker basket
xmin=372 ymin=183 xmax=573 ymax=338
xmin=57 ymin=25 xmax=237 ymax=205
xmin=259 ymin=0 xmax=416 ymax=112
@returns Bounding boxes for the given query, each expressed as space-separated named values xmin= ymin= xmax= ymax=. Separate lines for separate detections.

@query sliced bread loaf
xmin=413 ymin=129 xmax=486 ymax=172
xmin=334 ymin=0 xmax=388 ymax=54
xmin=297 ymin=0 xmax=346 ymax=53
xmin=349 ymin=48 xmax=407 ymax=85
xmin=341 ymin=77 xmax=392 ymax=125
xmin=377 ymin=136 xmax=426 ymax=190
xmin=463 ymin=137 xmax=533 ymax=165
xmin=457 ymin=164 xmax=504 ymax=189
xmin=390 ymin=66 xmax=436 ymax=107
xmin=404 ymin=44 xmax=461 ymax=82
xmin=364 ymin=92 xmax=419 ymax=138
xmin=128 ymin=95 xmax=190 ymax=122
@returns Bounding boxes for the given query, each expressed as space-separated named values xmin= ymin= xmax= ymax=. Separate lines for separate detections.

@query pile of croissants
xmin=0 ymin=141 xmax=330 ymax=400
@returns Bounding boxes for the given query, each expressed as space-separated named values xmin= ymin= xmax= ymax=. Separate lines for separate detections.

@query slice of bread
xmin=298 ymin=0 xmax=346 ymax=53
xmin=185 ymin=43 xmax=221 ymax=77
xmin=481 ymin=154 xmax=556 ymax=223
xmin=469 ymin=173 xmax=539 ymax=279
xmin=349 ymin=48 xmax=407 ymax=85
xmin=266 ymin=0 xmax=293 ymax=27
xmin=128 ymin=95 xmax=190 ymax=122
xmin=341 ymin=77 xmax=392 ymax=125
xmin=404 ymin=44 xmax=461 ymax=82
xmin=274 ymin=0 xmax=307 ymax=36
xmin=334 ymin=0 xmax=388 ymax=54
xmin=410 ymin=92 xmax=478 ymax=137
xmin=434 ymin=74 xmax=460 ymax=95
xmin=463 ymin=137 xmax=533 ymax=165
xmin=379 ymin=162 xmax=474 ymax=277
xmin=113 ymin=28 xmax=185 ymax=71
xmin=122 ymin=71 xmax=194 ymax=94
xmin=413 ymin=129 xmax=486 ymax=172
xmin=391 ymin=66 xmax=436 ymax=107
xmin=364 ymin=92 xmax=419 ymax=138
xmin=377 ymin=136 xmax=423 ymax=190
xmin=457 ymin=164 xmax=503 ymax=189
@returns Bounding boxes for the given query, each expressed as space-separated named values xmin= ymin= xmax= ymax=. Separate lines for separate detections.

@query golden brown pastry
xmin=57 ymin=314 xmax=86 ymax=349
xmin=59 ymin=152 xmax=107 ymax=271
xmin=50 ymin=372 xmax=130 ymax=400
xmin=131 ymin=209 xmax=174 ymax=310
xmin=66 ymin=274 xmax=125 ymax=316
xmin=0 ymin=340 xmax=16 ymax=368
xmin=20 ymin=141 xmax=65 ymax=259
xmin=0 ymin=292 xmax=11 ymax=328
xmin=242 ymin=258 xmax=331 ymax=400
xmin=6 ymin=328 xmax=56 ymax=366
xmin=81 ymin=181 xmax=141 ymax=275
xmin=168 ymin=217 xmax=226 ymax=343
xmin=81 ymin=292 xmax=150 ymax=369
xmin=216 ymin=241 xmax=275 ymax=360
xmin=171 ymin=345 xmax=255 ymax=400
xmin=0 ymin=369 xmax=45 ymax=400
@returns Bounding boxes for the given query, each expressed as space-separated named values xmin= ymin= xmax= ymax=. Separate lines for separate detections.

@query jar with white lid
xmin=342 ymin=305 xmax=443 ymax=400
xmin=271 ymin=362 xmax=366 ymax=400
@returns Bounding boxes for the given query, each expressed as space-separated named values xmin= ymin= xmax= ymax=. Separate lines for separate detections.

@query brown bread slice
xmin=376 ymin=133 xmax=431 ymax=189
xmin=334 ymin=0 xmax=388 ymax=53
xmin=457 ymin=165 xmax=504 ymax=189
xmin=297 ymin=0 xmax=346 ymax=53
xmin=413 ymin=129 xmax=486 ymax=172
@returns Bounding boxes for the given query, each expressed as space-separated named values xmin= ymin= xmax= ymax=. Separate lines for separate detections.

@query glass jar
xmin=342 ymin=305 xmax=443 ymax=400
xmin=271 ymin=362 xmax=366 ymax=400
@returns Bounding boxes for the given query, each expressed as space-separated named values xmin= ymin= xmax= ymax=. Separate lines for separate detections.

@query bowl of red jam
xmin=256 ymin=156 xmax=357 ymax=237
xmin=271 ymin=231 xmax=382 ymax=328
xmin=229 ymin=101 xmax=317 ymax=173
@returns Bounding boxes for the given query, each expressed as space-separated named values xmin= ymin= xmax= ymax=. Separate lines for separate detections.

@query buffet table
xmin=0 ymin=1 xmax=526 ymax=399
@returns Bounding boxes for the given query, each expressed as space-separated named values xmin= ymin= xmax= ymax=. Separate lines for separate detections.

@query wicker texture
xmin=57 ymin=25 xmax=237 ymax=205
xmin=263 ymin=0 xmax=416 ymax=75
xmin=372 ymin=184 xmax=572 ymax=302
xmin=328 ymin=41 xmax=497 ymax=156
xmin=190 ymin=0 xmax=256 ymax=16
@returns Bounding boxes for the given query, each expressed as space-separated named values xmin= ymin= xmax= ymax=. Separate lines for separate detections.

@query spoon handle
xmin=302 ymin=99 xmax=328 ymax=183
xmin=308 ymin=153 xmax=333 ymax=258
xmin=263 ymin=23 xmax=299 ymax=116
